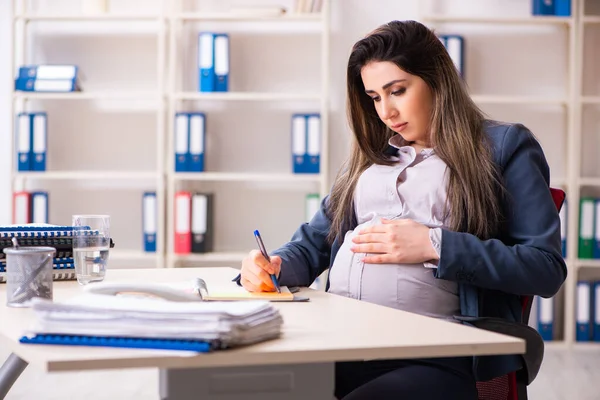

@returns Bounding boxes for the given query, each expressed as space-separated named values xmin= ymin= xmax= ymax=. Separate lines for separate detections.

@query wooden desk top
xmin=0 ymin=267 xmax=524 ymax=372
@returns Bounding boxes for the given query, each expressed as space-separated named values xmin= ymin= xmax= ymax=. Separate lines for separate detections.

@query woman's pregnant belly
xmin=328 ymin=218 xmax=460 ymax=319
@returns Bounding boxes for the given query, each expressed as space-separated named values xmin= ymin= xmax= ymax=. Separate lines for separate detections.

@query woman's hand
xmin=240 ymin=250 xmax=282 ymax=292
xmin=350 ymin=219 xmax=439 ymax=264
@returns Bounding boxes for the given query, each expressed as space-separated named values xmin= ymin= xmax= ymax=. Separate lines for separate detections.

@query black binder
xmin=191 ymin=192 xmax=213 ymax=253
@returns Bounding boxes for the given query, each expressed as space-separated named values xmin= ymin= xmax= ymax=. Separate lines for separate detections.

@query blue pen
xmin=253 ymin=229 xmax=281 ymax=293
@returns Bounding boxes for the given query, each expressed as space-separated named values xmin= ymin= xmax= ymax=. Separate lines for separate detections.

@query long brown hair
xmin=327 ymin=20 xmax=503 ymax=244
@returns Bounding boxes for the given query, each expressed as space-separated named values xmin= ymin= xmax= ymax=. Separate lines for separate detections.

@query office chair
xmin=471 ymin=187 xmax=566 ymax=400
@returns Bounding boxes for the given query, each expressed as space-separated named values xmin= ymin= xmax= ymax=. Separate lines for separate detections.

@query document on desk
xmin=188 ymin=281 xmax=297 ymax=302
xmin=21 ymin=294 xmax=284 ymax=350
xmin=83 ymin=280 xmax=304 ymax=302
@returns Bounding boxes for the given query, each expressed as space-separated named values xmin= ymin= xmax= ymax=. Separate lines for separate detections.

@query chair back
xmin=476 ymin=187 xmax=566 ymax=400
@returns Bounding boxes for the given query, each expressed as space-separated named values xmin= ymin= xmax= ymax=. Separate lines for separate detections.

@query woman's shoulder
xmin=483 ymin=119 xmax=540 ymax=166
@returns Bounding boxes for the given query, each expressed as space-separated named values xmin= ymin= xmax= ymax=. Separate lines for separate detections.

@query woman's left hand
xmin=350 ymin=218 xmax=439 ymax=264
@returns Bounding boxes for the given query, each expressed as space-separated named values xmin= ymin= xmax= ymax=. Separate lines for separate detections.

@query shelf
xmin=15 ymin=14 xmax=160 ymax=22
xmin=13 ymin=171 xmax=158 ymax=180
xmin=422 ymin=15 xmax=573 ymax=25
xmin=571 ymin=342 xmax=600 ymax=349
xmin=579 ymin=177 xmax=600 ymax=187
xmin=576 ymin=259 xmax=600 ymax=269
xmin=175 ymin=12 xmax=322 ymax=22
xmin=172 ymin=172 xmax=322 ymax=183
xmin=582 ymin=96 xmax=600 ymax=104
xmin=171 ymin=252 xmax=247 ymax=263
xmin=543 ymin=341 xmax=568 ymax=350
xmin=583 ymin=16 xmax=600 ymax=24
xmin=471 ymin=95 xmax=567 ymax=105
xmin=13 ymin=91 xmax=161 ymax=101
xmin=109 ymin=250 xmax=158 ymax=261
xmin=173 ymin=92 xmax=321 ymax=101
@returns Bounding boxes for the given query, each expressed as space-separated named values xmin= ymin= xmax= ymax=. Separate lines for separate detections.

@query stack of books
xmin=0 ymin=224 xmax=115 ymax=283
xmin=21 ymin=293 xmax=284 ymax=352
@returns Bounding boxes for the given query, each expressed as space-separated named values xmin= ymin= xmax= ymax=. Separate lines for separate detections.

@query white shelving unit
xmin=165 ymin=1 xmax=330 ymax=269
xmin=419 ymin=0 xmax=600 ymax=348
xmin=8 ymin=0 xmax=168 ymax=268
xmin=9 ymin=0 xmax=331 ymax=272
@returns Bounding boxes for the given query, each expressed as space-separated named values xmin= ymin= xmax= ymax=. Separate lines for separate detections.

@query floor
xmin=1 ymin=345 xmax=599 ymax=399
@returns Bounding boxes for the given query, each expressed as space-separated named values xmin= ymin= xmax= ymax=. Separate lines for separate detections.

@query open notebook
xmin=84 ymin=279 xmax=306 ymax=302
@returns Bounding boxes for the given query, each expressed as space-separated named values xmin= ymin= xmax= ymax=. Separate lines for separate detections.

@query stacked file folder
xmin=15 ymin=64 xmax=80 ymax=93
xmin=21 ymin=294 xmax=284 ymax=351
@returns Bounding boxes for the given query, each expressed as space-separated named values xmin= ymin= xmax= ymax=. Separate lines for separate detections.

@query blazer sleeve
xmin=435 ymin=124 xmax=567 ymax=298
xmin=270 ymin=196 xmax=333 ymax=287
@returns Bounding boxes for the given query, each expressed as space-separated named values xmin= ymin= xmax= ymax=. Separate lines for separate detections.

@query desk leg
xmin=0 ymin=353 xmax=28 ymax=399
xmin=159 ymin=362 xmax=335 ymax=400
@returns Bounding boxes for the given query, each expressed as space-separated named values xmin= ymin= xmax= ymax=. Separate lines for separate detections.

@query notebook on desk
xmin=84 ymin=279 xmax=307 ymax=302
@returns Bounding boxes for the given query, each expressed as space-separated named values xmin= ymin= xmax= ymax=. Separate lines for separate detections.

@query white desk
xmin=0 ymin=267 xmax=524 ymax=399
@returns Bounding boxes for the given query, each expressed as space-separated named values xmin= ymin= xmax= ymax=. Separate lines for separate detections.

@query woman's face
xmin=361 ymin=61 xmax=433 ymax=147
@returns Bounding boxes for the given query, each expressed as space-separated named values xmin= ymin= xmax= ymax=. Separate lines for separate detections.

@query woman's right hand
xmin=240 ymin=250 xmax=282 ymax=292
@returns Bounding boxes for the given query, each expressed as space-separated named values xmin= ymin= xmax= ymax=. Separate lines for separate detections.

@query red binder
xmin=174 ymin=191 xmax=191 ymax=254
xmin=12 ymin=192 xmax=31 ymax=224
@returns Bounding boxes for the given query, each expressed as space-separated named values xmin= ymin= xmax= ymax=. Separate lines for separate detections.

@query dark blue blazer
xmin=271 ymin=121 xmax=567 ymax=381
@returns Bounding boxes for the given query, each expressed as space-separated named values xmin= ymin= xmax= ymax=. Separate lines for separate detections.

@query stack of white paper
xmin=26 ymin=294 xmax=283 ymax=347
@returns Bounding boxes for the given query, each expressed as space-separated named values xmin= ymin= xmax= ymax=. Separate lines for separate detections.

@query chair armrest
xmin=454 ymin=316 xmax=544 ymax=385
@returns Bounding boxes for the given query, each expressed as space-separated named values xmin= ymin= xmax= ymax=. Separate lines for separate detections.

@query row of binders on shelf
xmin=173 ymin=192 xmax=321 ymax=255
xmin=576 ymin=280 xmax=600 ymax=342
xmin=13 ymin=191 xmax=157 ymax=253
xmin=15 ymin=65 xmax=80 ymax=92
xmin=174 ymin=192 xmax=214 ymax=254
xmin=13 ymin=191 xmax=48 ymax=225
xmin=174 ymin=113 xmax=322 ymax=174
xmin=531 ymin=0 xmax=571 ymax=16
xmin=15 ymin=112 xmax=47 ymax=171
xmin=578 ymin=197 xmax=600 ymax=259
xmin=198 ymin=33 xmax=229 ymax=93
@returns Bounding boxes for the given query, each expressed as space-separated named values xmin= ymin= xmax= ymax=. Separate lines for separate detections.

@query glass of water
xmin=72 ymin=215 xmax=110 ymax=285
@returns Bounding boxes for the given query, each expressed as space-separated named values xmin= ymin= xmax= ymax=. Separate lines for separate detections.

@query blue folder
xmin=20 ymin=334 xmax=212 ymax=352
xmin=532 ymin=0 xmax=554 ymax=15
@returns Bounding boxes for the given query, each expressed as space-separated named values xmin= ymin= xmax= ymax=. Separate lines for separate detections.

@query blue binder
xmin=537 ymin=296 xmax=554 ymax=341
xmin=291 ymin=114 xmax=307 ymax=173
xmin=198 ymin=32 xmax=216 ymax=92
xmin=188 ymin=113 xmax=205 ymax=172
xmin=18 ymin=64 xmax=78 ymax=80
xmin=439 ymin=35 xmax=464 ymax=77
xmin=15 ymin=77 xmax=78 ymax=92
xmin=305 ymin=114 xmax=321 ymax=174
xmin=30 ymin=191 xmax=49 ymax=224
xmin=594 ymin=281 xmax=600 ymax=341
xmin=142 ymin=192 xmax=157 ymax=252
xmin=174 ymin=113 xmax=190 ymax=172
xmin=31 ymin=112 xmax=47 ymax=171
xmin=577 ymin=281 xmax=592 ymax=341
xmin=20 ymin=334 xmax=212 ymax=352
xmin=214 ymin=34 xmax=229 ymax=92
xmin=532 ymin=0 xmax=554 ymax=15
xmin=16 ymin=112 xmax=32 ymax=171
xmin=555 ymin=0 xmax=570 ymax=16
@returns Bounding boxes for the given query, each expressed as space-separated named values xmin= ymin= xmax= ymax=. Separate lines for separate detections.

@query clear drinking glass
xmin=72 ymin=215 xmax=110 ymax=285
